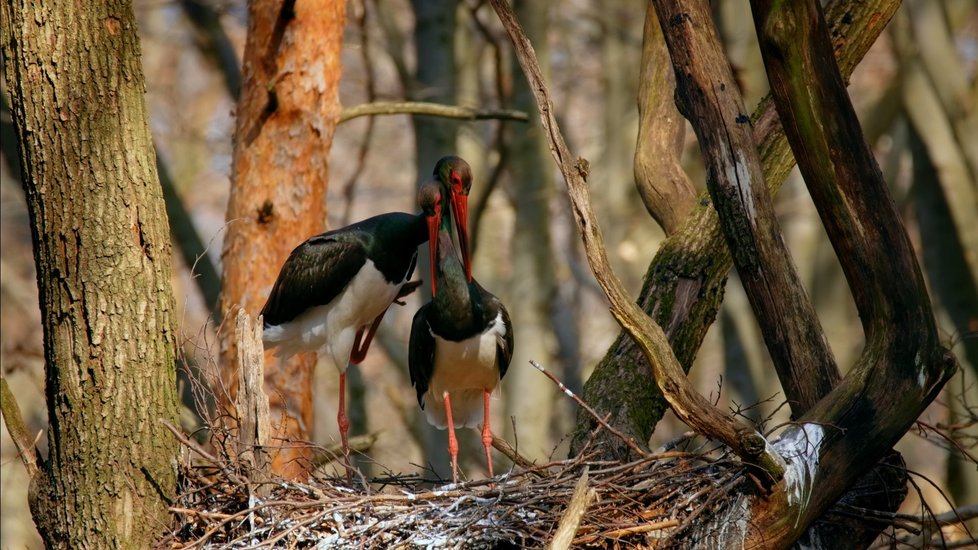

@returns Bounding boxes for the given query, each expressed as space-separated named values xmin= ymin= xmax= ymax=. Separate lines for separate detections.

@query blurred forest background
xmin=2 ymin=0 xmax=976 ymax=546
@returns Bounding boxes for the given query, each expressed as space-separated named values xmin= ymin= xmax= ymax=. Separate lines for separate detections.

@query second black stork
xmin=261 ymin=209 xmax=427 ymax=476
xmin=409 ymin=156 xmax=514 ymax=484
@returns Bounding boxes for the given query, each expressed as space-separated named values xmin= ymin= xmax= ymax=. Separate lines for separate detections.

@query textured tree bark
xmin=571 ymin=0 xmax=901 ymax=460
xmin=1 ymin=0 xmax=180 ymax=546
xmin=651 ymin=0 xmax=840 ymax=419
xmin=221 ymin=0 xmax=346 ymax=479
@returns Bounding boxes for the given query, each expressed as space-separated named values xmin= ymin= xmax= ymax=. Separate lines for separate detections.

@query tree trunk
xmin=220 ymin=0 xmax=346 ymax=479
xmin=501 ymin=0 xmax=558 ymax=463
xmin=410 ymin=0 xmax=457 ymax=478
xmin=1 ymin=0 xmax=180 ymax=546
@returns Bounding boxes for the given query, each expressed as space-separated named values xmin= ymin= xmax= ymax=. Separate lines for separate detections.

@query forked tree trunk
xmin=1 ymin=0 xmax=180 ymax=546
xmin=220 ymin=0 xmax=346 ymax=479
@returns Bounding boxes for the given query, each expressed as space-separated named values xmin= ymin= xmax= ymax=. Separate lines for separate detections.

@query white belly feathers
xmin=263 ymin=259 xmax=402 ymax=369
xmin=422 ymin=312 xmax=506 ymax=428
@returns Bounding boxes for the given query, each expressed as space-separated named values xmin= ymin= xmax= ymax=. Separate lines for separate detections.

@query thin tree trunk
xmin=410 ymin=0 xmax=457 ymax=478
xmin=220 ymin=0 xmax=346 ymax=479
xmin=501 ymin=0 xmax=558 ymax=462
xmin=1 ymin=0 xmax=180 ymax=546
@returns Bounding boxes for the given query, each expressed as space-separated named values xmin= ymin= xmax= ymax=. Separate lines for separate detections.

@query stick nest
xmin=164 ymin=436 xmax=746 ymax=549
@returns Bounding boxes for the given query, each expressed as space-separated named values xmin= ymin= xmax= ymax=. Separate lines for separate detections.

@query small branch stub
xmin=549 ymin=467 xmax=596 ymax=550
xmin=235 ymin=309 xmax=271 ymax=475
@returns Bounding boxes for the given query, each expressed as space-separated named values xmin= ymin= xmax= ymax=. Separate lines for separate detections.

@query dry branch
xmin=339 ymin=101 xmax=528 ymax=123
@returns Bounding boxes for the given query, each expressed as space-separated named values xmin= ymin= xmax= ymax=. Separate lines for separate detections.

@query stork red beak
xmin=427 ymin=209 xmax=440 ymax=296
xmin=450 ymin=191 xmax=471 ymax=282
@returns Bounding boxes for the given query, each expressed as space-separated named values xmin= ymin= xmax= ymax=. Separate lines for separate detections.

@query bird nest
xmin=162 ymin=428 xmax=748 ymax=549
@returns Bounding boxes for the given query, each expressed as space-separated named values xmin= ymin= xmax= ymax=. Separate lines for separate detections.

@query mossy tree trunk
xmin=1 ymin=0 xmax=180 ymax=547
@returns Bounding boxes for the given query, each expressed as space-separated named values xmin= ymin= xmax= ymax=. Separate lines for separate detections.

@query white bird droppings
xmin=772 ymin=423 xmax=826 ymax=526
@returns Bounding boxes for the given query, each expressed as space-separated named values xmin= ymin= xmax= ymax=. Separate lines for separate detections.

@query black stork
xmin=409 ymin=156 xmax=514 ymax=484
xmin=260 ymin=210 xmax=427 ymax=475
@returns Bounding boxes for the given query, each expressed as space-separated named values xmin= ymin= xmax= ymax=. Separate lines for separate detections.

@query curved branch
xmin=489 ymin=0 xmax=785 ymax=482
xmin=338 ymin=101 xmax=529 ymax=123
xmin=634 ymin=5 xmax=697 ymax=235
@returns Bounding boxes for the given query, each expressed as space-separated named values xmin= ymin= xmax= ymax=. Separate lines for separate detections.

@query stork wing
xmin=493 ymin=297 xmax=514 ymax=380
xmin=408 ymin=304 xmax=436 ymax=408
xmin=260 ymin=234 xmax=367 ymax=326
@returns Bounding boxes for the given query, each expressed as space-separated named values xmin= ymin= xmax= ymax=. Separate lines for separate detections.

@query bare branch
xmin=634 ymin=4 xmax=697 ymax=235
xmin=339 ymin=101 xmax=528 ymax=123
xmin=531 ymin=361 xmax=648 ymax=459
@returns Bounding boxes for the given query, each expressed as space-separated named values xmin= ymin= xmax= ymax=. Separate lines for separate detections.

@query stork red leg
xmin=481 ymin=389 xmax=494 ymax=480
xmin=350 ymin=305 xmax=391 ymax=365
xmin=443 ymin=391 xmax=459 ymax=484
xmin=337 ymin=371 xmax=352 ymax=482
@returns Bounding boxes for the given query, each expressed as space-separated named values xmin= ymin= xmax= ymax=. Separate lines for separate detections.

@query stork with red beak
xmin=261 ymin=203 xmax=427 ymax=478
xmin=409 ymin=156 xmax=514 ymax=483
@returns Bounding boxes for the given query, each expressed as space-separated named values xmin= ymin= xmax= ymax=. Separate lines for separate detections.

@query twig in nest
xmin=162 ymin=419 xmax=247 ymax=488
xmin=492 ymin=435 xmax=538 ymax=472
xmin=530 ymin=360 xmax=649 ymax=458
xmin=577 ymin=519 xmax=679 ymax=544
